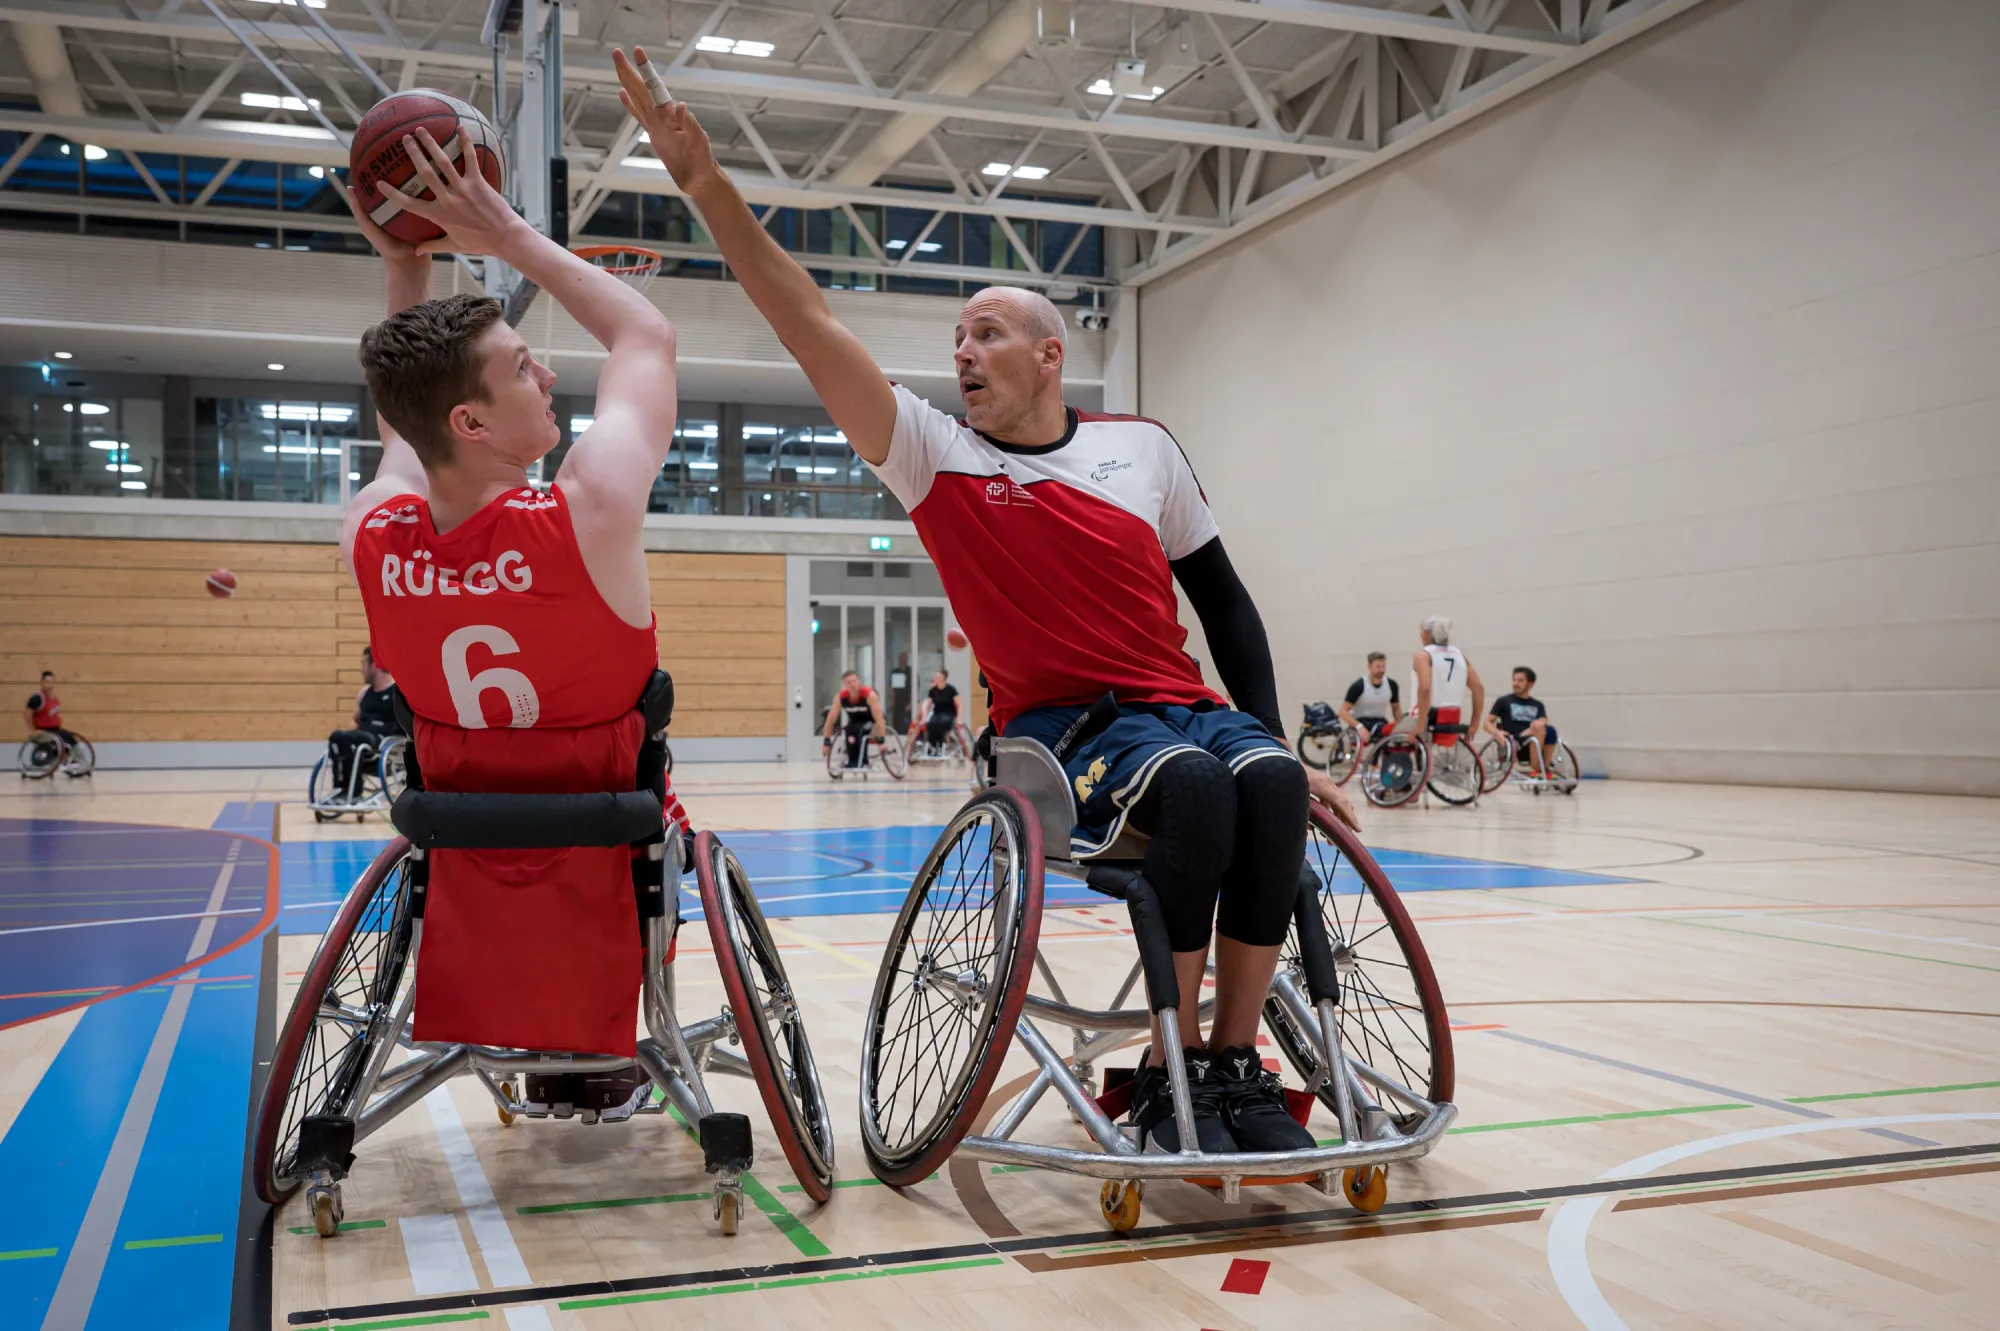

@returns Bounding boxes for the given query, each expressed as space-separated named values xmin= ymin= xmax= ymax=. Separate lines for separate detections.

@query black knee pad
xmin=1127 ymin=750 xmax=1236 ymax=952
xmin=1217 ymin=756 xmax=1310 ymax=948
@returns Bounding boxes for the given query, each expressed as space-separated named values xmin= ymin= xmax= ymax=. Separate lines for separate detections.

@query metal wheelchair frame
xmin=1509 ymin=732 xmax=1581 ymax=795
xmin=307 ymin=732 xmax=410 ymax=821
xmin=863 ymin=736 xmax=1456 ymax=1226
xmin=17 ymin=729 xmax=94 ymax=779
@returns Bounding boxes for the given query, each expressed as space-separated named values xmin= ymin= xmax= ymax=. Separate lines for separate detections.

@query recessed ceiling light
xmin=52 ymin=351 xmax=72 ymax=359
xmin=241 ymin=91 xmax=321 ymax=112
xmin=120 ymin=480 xmax=148 ymax=489
xmin=982 ymin=162 xmax=1049 ymax=180
xmin=267 ymin=363 xmax=286 ymax=371
xmin=885 ymin=239 xmax=943 ymax=253
xmin=83 ymin=144 xmax=108 ymax=161
xmin=697 ymin=35 xmax=774 ymax=57
xmin=244 ymin=0 xmax=328 ymax=7
xmin=209 ymin=120 xmax=337 ymax=139
xmin=308 ymin=165 xmax=325 ymax=179
xmin=1086 ymin=78 xmax=1164 ymax=100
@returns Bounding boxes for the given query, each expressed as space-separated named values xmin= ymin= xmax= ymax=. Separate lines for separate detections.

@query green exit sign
xmin=868 ymin=536 xmax=893 ymax=551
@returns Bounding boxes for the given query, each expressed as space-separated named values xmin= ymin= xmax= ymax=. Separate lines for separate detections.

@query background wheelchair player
xmin=20 ymin=669 xmax=94 ymax=778
xmin=308 ymin=646 xmax=409 ymax=819
xmin=821 ymin=670 xmax=905 ymax=779
xmin=1484 ymin=664 xmax=1579 ymax=794
xmin=906 ymin=667 xmax=972 ymax=762
xmin=1359 ymin=618 xmax=1487 ymax=808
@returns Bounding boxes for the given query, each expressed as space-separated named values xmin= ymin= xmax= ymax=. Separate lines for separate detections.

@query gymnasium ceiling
xmin=0 ymin=0 xmax=1708 ymax=291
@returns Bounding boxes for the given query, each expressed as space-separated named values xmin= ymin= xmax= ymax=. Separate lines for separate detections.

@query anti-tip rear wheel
xmin=252 ymin=839 xmax=418 ymax=1205
xmin=697 ymin=830 xmax=838 ymax=1203
xmin=1265 ymin=805 xmax=1453 ymax=1129
xmin=859 ymin=787 xmax=1042 ymax=1186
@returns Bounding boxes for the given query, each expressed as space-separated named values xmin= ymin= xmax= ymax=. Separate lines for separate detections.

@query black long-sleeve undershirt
xmin=1169 ymin=535 xmax=1283 ymax=738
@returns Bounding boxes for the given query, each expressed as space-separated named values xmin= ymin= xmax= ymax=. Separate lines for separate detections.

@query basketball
xmin=946 ymin=627 xmax=968 ymax=651
xmin=206 ymin=568 xmax=237 ymax=598
xmin=348 ymin=89 xmax=507 ymax=244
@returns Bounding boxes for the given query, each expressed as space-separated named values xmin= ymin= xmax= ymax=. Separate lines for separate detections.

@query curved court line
xmin=0 ymin=823 xmax=280 ymax=1033
xmin=0 ymin=907 xmax=262 ymax=938
xmin=1546 ymin=1112 xmax=2000 ymax=1331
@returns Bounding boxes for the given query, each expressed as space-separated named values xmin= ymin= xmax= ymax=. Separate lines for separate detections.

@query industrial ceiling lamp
xmin=1035 ymin=0 xmax=1076 ymax=49
xmin=1146 ymin=12 xmax=1202 ymax=87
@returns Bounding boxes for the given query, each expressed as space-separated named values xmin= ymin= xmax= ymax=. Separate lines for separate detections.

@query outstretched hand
xmin=342 ymin=180 xmax=424 ymax=265
xmin=611 ymin=47 xmax=721 ymax=195
xmin=392 ymin=128 xmax=526 ymax=257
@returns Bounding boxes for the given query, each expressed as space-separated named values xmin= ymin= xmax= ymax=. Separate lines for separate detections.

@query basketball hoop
xmin=574 ymin=244 xmax=664 ymax=295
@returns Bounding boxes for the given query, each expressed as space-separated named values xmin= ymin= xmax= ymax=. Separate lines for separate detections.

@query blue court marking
xmin=0 ymin=819 xmax=271 ymax=1028
xmin=211 ymin=801 xmax=281 ymax=838
xmin=278 ymin=823 xmax=1637 ymax=931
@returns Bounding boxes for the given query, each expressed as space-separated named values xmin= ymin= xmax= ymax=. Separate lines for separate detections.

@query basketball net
xmin=573 ymin=245 xmax=665 ymax=295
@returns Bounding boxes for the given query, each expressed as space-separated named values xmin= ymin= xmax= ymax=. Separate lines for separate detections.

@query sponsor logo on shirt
xmin=982 ymin=477 xmax=1037 ymax=507
xmin=504 ymin=489 xmax=559 ymax=511
xmin=1090 ymin=460 xmax=1132 ymax=483
xmin=364 ymin=503 xmax=421 ymax=530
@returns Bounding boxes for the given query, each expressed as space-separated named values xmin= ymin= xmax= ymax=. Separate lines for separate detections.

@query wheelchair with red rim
xmin=252 ymin=673 xmax=835 ymax=1238
xmin=863 ymin=733 xmax=1456 ymax=1230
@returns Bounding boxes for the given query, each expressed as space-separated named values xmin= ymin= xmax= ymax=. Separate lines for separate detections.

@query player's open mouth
xmin=960 ymin=378 xmax=985 ymax=398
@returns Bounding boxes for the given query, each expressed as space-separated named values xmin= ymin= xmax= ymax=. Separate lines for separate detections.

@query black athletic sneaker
xmin=1212 ymin=1046 xmax=1316 ymax=1152
xmin=1129 ymin=1048 xmax=1237 ymax=1154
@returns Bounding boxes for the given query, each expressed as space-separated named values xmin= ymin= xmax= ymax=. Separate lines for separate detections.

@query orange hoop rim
xmin=572 ymin=243 xmax=664 ymax=276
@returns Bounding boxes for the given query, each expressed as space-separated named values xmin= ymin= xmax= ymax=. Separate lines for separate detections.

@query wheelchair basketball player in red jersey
xmin=337 ymin=130 xmax=686 ymax=1086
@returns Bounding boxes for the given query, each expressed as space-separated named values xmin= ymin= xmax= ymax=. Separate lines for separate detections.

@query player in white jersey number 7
xmin=615 ymin=49 xmax=1361 ymax=1157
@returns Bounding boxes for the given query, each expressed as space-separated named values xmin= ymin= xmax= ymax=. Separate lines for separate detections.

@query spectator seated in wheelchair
xmin=323 ymin=646 xmax=406 ymax=803
xmin=24 ymin=670 xmax=81 ymax=758
xmin=1487 ymin=665 xmax=1560 ymax=773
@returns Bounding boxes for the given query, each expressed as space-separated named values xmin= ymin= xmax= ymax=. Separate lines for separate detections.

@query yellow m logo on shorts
xmin=1074 ymin=757 xmax=1109 ymax=803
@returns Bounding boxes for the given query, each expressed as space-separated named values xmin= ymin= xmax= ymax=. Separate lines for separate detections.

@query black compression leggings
xmin=1124 ymin=751 xmax=1309 ymax=952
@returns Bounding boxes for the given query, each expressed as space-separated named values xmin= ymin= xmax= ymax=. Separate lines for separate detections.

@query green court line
xmin=295 ymin=1313 xmax=491 ymax=1331
xmin=123 ymin=1234 xmax=223 ymax=1250
xmin=1787 ymin=1079 xmax=2000 ymax=1104
xmin=1449 ymin=1102 xmax=1751 ymax=1134
xmin=556 ymin=1256 xmax=1005 ymax=1311
xmin=287 ymin=1219 xmax=388 ymax=1236
xmin=739 ymin=1173 xmax=831 ymax=1258
xmin=1655 ymin=916 xmax=2000 ymax=974
xmin=989 ymin=1164 xmax=1036 ymax=1174
xmin=516 ymin=1191 xmax=710 ymax=1215
xmin=0 ymin=1248 xmax=57 ymax=1261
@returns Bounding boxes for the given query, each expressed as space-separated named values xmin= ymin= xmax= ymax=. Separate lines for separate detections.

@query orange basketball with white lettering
xmin=348 ymin=89 xmax=507 ymax=244
xmin=206 ymin=568 xmax=237 ymax=598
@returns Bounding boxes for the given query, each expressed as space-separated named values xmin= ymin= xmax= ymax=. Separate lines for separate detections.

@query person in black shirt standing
xmin=1486 ymin=665 xmax=1558 ymax=774
xmin=327 ymin=647 xmax=403 ymax=801
xmin=907 ymin=668 xmax=962 ymax=754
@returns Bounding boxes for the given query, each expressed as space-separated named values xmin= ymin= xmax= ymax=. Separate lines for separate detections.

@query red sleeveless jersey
xmin=353 ymin=485 xmax=662 ymax=1055
xmin=353 ymin=485 xmax=657 ymax=729
xmin=30 ymin=690 xmax=60 ymax=729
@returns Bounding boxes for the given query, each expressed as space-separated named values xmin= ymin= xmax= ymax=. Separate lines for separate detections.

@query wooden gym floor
xmin=2 ymin=763 xmax=1995 ymax=1329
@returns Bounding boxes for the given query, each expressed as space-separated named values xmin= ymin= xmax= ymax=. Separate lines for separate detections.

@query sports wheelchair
xmin=826 ymin=728 xmax=907 ymax=781
xmin=1510 ymin=731 xmax=1580 ymax=795
xmin=18 ymin=730 xmax=94 ymax=779
xmin=1357 ymin=707 xmax=1484 ymax=809
xmin=1295 ymin=701 xmax=1362 ymax=784
xmin=908 ymin=719 xmax=975 ymax=766
xmin=860 ymin=735 xmax=1455 ymax=1229
xmin=253 ymin=675 xmax=836 ymax=1238
xmin=307 ymin=733 xmax=410 ymax=822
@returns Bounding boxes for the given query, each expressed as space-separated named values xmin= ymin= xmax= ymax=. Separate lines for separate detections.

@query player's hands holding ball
xmin=610 ymin=47 xmax=721 ymax=195
xmin=384 ymin=129 xmax=527 ymax=256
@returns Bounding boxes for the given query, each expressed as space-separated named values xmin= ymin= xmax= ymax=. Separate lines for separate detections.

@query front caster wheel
xmin=716 ymin=1189 xmax=740 ymax=1236
xmin=309 ymin=1181 xmax=344 ymax=1237
xmin=496 ymin=1079 xmax=517 ymax=1125
xmin=1342 ymin=1165 xmax=1387 ymax=1213
xmin=1100 ymin=1180 xmax=1143 ymax=1232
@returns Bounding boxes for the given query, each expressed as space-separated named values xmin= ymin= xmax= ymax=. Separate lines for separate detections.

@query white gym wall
xmin=1145 ymin=0 xmax=2000 ymax=796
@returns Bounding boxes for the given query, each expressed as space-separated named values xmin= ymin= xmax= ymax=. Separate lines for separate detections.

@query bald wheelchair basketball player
xmin=335 ymin=128 xmax=685 ymax=1096
xmin=616 ymin=54 xmax=1360 ymax=1157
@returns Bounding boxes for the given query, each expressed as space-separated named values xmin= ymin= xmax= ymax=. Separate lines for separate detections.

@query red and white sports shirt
xmin=876 ymin=385 xmax=1222 ymax=733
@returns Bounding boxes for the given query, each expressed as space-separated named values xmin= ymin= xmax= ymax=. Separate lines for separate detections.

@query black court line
xmin=285 ymin=1138 xmax=2000 ymax=1325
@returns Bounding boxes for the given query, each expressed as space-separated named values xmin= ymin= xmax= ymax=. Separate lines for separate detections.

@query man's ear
xmin=447 ymin=400 xmax=487 ymax=445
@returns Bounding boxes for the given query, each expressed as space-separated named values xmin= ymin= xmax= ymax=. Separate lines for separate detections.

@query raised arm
xmin=612 ymin=50 xmax=897 ymax=463
xmin=339 ymin=185 xmax=435 ymax=570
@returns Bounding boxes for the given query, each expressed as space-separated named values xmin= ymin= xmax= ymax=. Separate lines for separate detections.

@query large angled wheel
xmin=1426 ymin=740 xmax=1483 ymax=806
xmin=17 ymin=734 xmax=60 ymax=778
xmin=696 ymin=831 xmax=837 ymax=1203
xmin=1297 ymin=725 xmax=1358 ymax=784
xmin=1550 ymin=741 xmax=1580 ymax=794
xmin=860 ymin=787 xmax=1042 ymax=1186
xmin=1475 ymin=733 xmax=1514 ymax=793
xmin=1359 ymin=734 xmax=1427 ymax=809
xmin=877 ymin=732 xmax=908 ymax=780
xmin=1265 ymin=805 xmax=1453 ymax=1127
xmin=307 ymin=753 xmax=341 ymax=822
xmin=253 ymin=839 xmax=417 ymax=1204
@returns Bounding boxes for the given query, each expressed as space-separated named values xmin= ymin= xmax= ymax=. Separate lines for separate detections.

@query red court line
xmin=0 ymin=824 xmax=281 ymax=1033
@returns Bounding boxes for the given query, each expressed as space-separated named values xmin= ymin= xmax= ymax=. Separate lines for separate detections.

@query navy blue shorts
xmin=1005 ymin=702 xmax=1291 ymax=858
